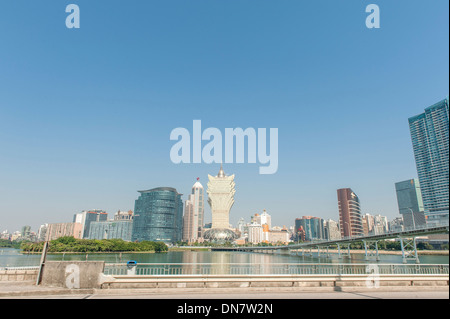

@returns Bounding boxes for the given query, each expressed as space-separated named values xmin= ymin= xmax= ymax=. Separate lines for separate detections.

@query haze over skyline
xmin=0 ymin=1 xmax=449 ymax=232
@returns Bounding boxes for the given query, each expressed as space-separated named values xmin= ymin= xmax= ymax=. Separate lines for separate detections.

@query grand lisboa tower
xmin=203 ymin=164 xmax=238 ymax=242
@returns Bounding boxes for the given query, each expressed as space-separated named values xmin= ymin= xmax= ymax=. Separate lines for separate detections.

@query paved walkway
xmin=0 ymin=281 xmax=448 ymax=299
xmin=0 ymin=281 xmax=94 ymax=298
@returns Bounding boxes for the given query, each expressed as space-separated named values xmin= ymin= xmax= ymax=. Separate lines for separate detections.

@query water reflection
xmin=0 ymin=248 xmax=448 ymax=268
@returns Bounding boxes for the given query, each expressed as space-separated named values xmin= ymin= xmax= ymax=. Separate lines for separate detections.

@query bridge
xmin=211 ymin=222 xmax=449 ymax=263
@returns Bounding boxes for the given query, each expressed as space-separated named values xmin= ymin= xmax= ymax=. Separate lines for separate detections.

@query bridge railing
xmin=283 ymin=220 xmax=450 ymax=248
xmin=103 ymin=263 xmax=449 ymax=276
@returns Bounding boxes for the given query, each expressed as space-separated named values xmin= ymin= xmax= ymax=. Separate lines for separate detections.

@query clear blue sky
xmin=0 ymin=0 xmax=448 ymax=232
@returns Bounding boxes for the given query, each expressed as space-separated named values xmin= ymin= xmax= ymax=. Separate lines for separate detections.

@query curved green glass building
xmin=131 ymin=187 xmax=183 ymax=243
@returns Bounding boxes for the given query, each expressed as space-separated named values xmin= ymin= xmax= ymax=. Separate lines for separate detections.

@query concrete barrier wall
xmin=0 ymin=269 xmax=38 ymax=282
xmin=40 ymin=261 xmax=105 ymax=289
xmin=100 ymin=274 xmax=450 ymax=290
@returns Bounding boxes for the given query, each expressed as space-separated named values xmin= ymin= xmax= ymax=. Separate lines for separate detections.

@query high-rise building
xmin=324 ymin=219 xmax=341 ymax=240
xmin=395 ymin=179 xmax=426 ymax=228
xmin=131 ymin=187 xmax=183 ymax=243
xmin=362 ymin=213 xmax=375 ymax=235
xmin=88 ymin=210 xmax=134 ymax=241
xmin=237 ymin=218 xmax=246 ymax=235
xmin=408 ymin=98 xmax=449 ymax=224
xmin=294 ymin=216 xmax=325 ymax=242
xmin=89 ymin=219 xmax=134 ymax=241
xmin=389 ymin=217 xmax=404 ymax=233
xmin=253 ymin=210 xmax=272 ymax=230
xmin=46 ymin=222 xmax=83 ymax=240
xmin=247 ymin=222 xmax=263 ymax=244
xmin=373 ymin=214 xmax=389 ymax=235
xmin=21 ymin=226 xmax=31 ymax=238
xmin=73 ymin=210 xmax=108 ymax=239
xmin=337 ymin=188 xmax=364 ymax=237
xmin=182 ymin=178 xmax=205 ymax=243
xmin=204 ymin=165 xmax=238 ymax=242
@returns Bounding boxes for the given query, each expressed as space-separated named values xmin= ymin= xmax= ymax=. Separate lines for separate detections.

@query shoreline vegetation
xmin=18 ymin=237 xmax=168 ymax=253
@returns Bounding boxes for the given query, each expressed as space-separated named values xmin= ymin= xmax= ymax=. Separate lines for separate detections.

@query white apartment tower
xmin=183 ymin=178 xmax=205 ymax=242
xmin=258 ymin=209 xmax=272 ymax=229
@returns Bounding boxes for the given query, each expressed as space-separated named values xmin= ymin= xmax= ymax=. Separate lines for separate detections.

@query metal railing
xmin=103 ymin=263 xmax=449 ymax=276
xmin=299 ymin=221 xmax=449 ymax=245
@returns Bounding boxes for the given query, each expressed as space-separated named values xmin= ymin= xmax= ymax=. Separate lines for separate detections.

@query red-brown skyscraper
xmin=337 ymin=188 xmax=364 ymax=237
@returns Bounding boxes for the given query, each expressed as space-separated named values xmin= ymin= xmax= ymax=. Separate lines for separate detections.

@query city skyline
xmin=0 ymin=124 xmax=449 ymax=233
xmin=0 ymin=1 xmax=449 ymax=232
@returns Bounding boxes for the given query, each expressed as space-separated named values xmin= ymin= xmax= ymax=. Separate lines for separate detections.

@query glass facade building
xmin=408 ymin=98 xmax=449 ymax=223
xmin=73 ymin=210 xmax=108 ymax=239
xmin=88 ymin=220 xmax=134 ymax=241
xmin=131 ymin=187 xmax=183 ymax=243
xmin=395 ymin=179 xmax=426 ymax=228
xmin=294 ymin=216 xmax=325 ymax=242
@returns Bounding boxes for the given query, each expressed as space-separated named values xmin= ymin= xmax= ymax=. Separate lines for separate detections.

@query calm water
xmin=0 ymin=248 xmax=448 ymax=267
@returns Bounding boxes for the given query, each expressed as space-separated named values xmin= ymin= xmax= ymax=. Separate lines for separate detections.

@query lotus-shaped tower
xmin=204 ymin=165 xmax=238 ymax=242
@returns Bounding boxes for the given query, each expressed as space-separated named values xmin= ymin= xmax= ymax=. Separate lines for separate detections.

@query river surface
xmin=0 ymin=248 xmax=448 ymax=267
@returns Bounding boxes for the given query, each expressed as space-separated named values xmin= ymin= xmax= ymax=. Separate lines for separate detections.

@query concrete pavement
xmin=0 ymin=281 xmax=448 ymax=299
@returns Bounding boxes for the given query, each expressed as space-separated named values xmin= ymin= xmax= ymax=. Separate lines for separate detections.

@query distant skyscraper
xmin=389 ymin=217 xmax=404 ymax=233
xmin=247 ymin=222 xmax=264 ymax=244
xmin=362 ymin=213 xmax=375 ymax=235
xmin=254 ymin=210 xmax=272 ymax=230
xmin=324 ymin=219 xmax=341 ymax=240
xmin=21 ymin=226 xmax=31 ymax=238
xmin=46 ymin=222 xmax=83 ymax=240
xmin=204 ymin=165 xmax=238 ymax=242
xmin=395 ymin=179 xmax=426 ymax=228
xmin=89 ymin=219 xmax=134 ymax=241
xmin=408 ymin=98 xmax=449 ymax=223
xmin=182 ymin=178 xmax=205 ymax=243
xmin=131 ymin=187 xmax=183 ymax=243
xmin=373 ymin=214 xmax=389 ymax=235
xmin=237 ymin=218 xmax=246 ymax=236
xmin=73 ymin=210 xmax=108 ymax=239
xmin=294 ymin=216 xmax=325 ymax=242
xmin=337 ymin=188 xmax=364 ymax=237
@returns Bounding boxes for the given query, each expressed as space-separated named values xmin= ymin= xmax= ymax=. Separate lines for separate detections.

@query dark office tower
xmin=131 ymin=187 xmax=183 ymax=243
xmin=337 ymin=188 xmax=364 ymax=238
xmin=408 ymin=98 xmax=449 ymax=225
